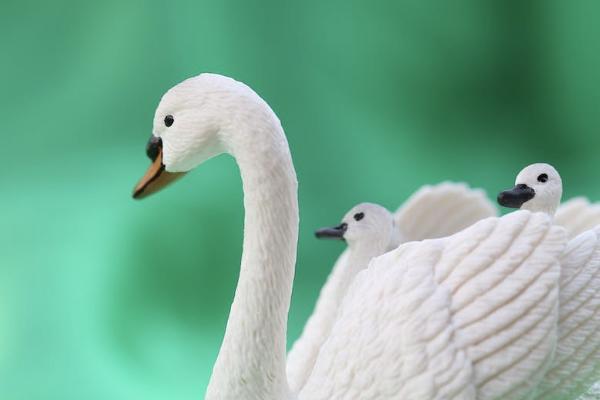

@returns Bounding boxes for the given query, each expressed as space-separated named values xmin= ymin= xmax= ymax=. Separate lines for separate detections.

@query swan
xmin=497 ymin=163 xmax=600 ymax=239
xmin=132 ymin=73 xmax=567 ymax=400
xmin=287 ymin=203 xmax=398 ymax=392
xmin=498 ymin=163 xmax=600 ymax=399
xmin=287 ymin=185 xmax=496 ymax=392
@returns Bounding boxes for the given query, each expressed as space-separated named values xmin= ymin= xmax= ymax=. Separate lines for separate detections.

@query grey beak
xmin=497 ymin=184 xmax=536 ymax=208
xmin=315 ymin=223 xmax=348 ymax=240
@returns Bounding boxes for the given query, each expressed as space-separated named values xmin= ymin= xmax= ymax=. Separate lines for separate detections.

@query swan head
xmin=132 ymin=73 xmax=265 ymax=199
xmin=315 ymin=203 xmax=396 ymax=249
xmin=497 ymin=163 xmax=562 ymax=216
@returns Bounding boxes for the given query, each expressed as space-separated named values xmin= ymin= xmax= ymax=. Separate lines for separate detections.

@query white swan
xmin=498 ymin=163 xmax=600 ymax=399
xmin=287 ymin=203 xmax=398 ymax=392
xmin=133 ymin=74 xmax=567 ymax=400
xmin=287 ymin=185 xmax=497 ymax=392
xmin=497 ymin=163 xmax=600 ymax=239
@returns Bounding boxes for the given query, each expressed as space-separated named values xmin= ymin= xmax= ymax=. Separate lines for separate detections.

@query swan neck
xmin=206 ymin=116 xmax=298 ymax=400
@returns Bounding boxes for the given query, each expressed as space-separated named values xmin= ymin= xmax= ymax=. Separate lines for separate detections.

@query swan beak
xmin=132 ymin=138 xmax=185 ymax=199
xmin=497 ymin=184 xmax=535 ymax=208
xmin=315 ymin=223 xmax=348 ymax=240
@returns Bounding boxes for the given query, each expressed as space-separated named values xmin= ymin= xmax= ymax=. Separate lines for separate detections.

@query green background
xmin=1 ymin=1 xmax=599 ymax=399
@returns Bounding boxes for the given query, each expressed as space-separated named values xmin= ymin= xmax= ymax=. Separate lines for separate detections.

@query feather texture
xmin=394 ymin=182 xmax=497 ymax=241
xmin=533 ymin=227 xmax=600 ymax=400
xmin=555 ymin=197 xmax=600 ymax=239
xmin=299 ymin=211 xmax=565 ymax=400
xmin=287 ymin=183 xmax=497 ymax=392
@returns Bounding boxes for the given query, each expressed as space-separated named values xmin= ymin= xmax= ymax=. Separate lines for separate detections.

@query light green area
xmin=1 ymin=1 xmax=599 ymax=398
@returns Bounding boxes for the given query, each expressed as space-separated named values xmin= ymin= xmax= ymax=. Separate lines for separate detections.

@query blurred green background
xmin=1 ymin=0 xmax=599 ymax=399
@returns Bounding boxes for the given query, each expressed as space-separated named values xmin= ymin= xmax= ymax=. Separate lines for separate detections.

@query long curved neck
xmin=206 ymin=108 xmax=298 ymax=400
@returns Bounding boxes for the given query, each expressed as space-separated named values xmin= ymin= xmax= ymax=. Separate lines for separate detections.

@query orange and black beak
xmin=132 ymin=136 xmax=185 ymax=199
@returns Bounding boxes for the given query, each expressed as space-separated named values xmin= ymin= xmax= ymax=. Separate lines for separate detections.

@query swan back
xmin=299 ymin=211 xmax=566 ymax=400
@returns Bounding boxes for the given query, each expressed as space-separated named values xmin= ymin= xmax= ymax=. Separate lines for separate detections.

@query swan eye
xmin=354 ymin=212 xmax=364 ymax=221
xmin=164 ymin=115 xmax=174 ymax=127
xmin=537 ymin=173 xmax=548 ymax=183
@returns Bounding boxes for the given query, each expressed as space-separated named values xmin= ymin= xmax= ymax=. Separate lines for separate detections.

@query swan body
xmin=287 ymin=184 xmax=497 ymax=391
xmin=133 ymin=75 xmax=567 ymax=399
xmin=298 ymin=210 xmax=565 ymax=400
xmin=498 ymin=163 xmax=600 ymax=399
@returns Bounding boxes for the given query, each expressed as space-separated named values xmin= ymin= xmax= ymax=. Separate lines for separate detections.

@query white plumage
xmin=533 ymin=226 xmax=600 ymax=400
xmin=555 ymin=197 xmax=600 ymax=239
xmin=498 ymin=163 xmax=600 ymax=399
xmin=394 ymin=182 xmax=497 ymax=241
xmin=132 ymin=75 xmax=585 ymax=400
xmin=298 ymin=211 xmax=565 ymax=400
xmin=287 ymin=184 xmax=497 ymax=392
xmin=287 ymin=203 xmax=398 ymax=393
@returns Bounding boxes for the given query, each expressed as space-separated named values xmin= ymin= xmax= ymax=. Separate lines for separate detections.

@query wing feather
xmin=287 ymin=250 xmax=351 ymax=392
xmin=299 ymin=211 xmax=565 ymax=400
xmin=394 ymin=182 xmax=497 ymax=242
xmin=288 ymin=182 xmax=496 ymax=392
xmin=532 ymin=227 xmax=600 ymax=400
xmin=555 ymin=197 xmax=600 ymax=238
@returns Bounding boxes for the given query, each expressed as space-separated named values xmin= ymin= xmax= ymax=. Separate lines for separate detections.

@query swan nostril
xmin=146 ymin=136 xmax=162 ymax=161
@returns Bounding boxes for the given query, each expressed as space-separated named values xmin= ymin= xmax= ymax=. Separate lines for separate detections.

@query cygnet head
xmin=497 ymin=163 xmax=562 ymax=215
xmin=132 ymin=73 xmax=273 ymax=199
xmin=315 ymin=203 xmax=397 ymax=250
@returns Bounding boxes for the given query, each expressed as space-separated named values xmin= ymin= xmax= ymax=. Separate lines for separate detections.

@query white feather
xmin=532 ymin=226 xmax=600 ymax=400
xmin=555 ymin=197 xmax=600 ymax=239
xmin=499 ymin=164 xmax=600 ymax=398
xmin=287 ymin=184 xmax=497 ymax=392
xmin=299 ymin=211 xmax=565 ymax=400
xmin=394 ymin=182 xmax=498 ymax=241
xmin=141 ymin=77 xmax=573 ymax=400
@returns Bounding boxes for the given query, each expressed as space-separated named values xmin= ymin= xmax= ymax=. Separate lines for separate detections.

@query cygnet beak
xmin=132 ymin=136 xmax=186 ymax=199
xmin=315 ymin=223 xmax=348 ymax=240
xmin=497 ymin=184 xmax=535 ymax=208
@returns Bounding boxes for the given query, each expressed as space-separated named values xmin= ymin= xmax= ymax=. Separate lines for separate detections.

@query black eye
xmin=164 ymin=115 xmax=174 ymax=127
xmin=537 ymin=173 xmax=548 ymax=183
xmin=354 ymin=212 xmax=364 ymax=221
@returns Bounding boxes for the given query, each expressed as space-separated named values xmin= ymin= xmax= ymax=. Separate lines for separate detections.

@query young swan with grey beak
xmin=313 ymin=202 xmax=399 ymax=318
xmin=498 ymin=163 xmax=600 ymax=399
xmin=287 ymin=203 xmax=398 ymax=392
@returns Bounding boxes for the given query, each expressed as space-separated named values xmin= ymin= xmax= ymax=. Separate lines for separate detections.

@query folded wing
xmin=533 ymin=226 xmax=600 ymax=400
xmin=299 ymin=211 xmax=566 ymax=400
xmin=288 ymin=182 xmax=496 ymax=392
xmin=555 ymin=197 xmax=600 ymax=238
xmin=395 ymin=182 xmax=497 ymax=242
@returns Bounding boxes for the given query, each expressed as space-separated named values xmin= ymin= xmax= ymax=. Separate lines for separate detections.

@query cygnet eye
xmin=537 ymin=173 xmax=548 ymax=183
xmin=354 ymin=212 xmax=365 ymax=221
xmin=164 ymin=115 xmax=174 ymax=127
